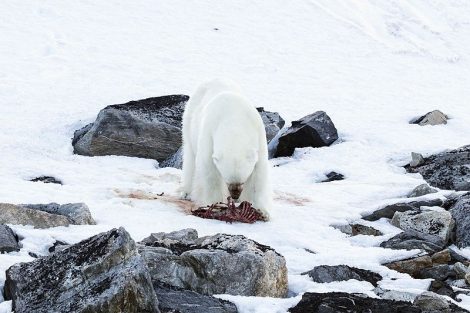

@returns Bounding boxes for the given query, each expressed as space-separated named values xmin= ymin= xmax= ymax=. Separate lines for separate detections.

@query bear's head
xmin=212 ymin=130 xmax=259 ymax=200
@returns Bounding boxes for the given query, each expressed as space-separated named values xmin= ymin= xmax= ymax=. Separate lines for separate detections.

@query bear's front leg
xmin=193 ymin=148 xmax=227 ymax=206
xmin=240 ymin=159 xmax=272 ymax=220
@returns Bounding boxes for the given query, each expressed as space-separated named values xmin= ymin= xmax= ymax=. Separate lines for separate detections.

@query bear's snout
xmin=228 ymin=183 xmax=244 ymax=200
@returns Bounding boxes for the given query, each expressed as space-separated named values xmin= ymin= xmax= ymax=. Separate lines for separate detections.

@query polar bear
xmin=182 ymin=79 xmax=272 ymax=219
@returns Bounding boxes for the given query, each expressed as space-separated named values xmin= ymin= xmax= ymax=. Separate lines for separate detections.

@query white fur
xmin=182 ymin=79 xmax=272 ymax=218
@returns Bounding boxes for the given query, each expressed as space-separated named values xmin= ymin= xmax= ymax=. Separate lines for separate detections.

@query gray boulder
xmin=73 ymin=95 xmax=188 ymax=162
xmin=0 ymin=225 xmax=21 ymax=253
xmin=139 ymin=228 xmax=288 ymax=297
xmin=288 ymin=292 xmax=422 ymax=313
xmin=302 ymin=265 xmax=382 ymax=286
xmin=391 ymin=209 xmax=454 ymax=244
xmin=154 ymin=283 xmax=237 ymax=313
xmin=419 ymin=264 xmax=455 ymax=281
xmin=4 ymin=227 xmax=159 ymax=313
xmin=274 ymin=111 xmax=338 ymax=158
xmin=450 ymin=194 xmax=470 ymax=248
xmin=334 ymin=224 xmax=383 ymax=236
xmin=256 ymin=107 xmax=285 ymax=143
xmin=380 ymin=231 xmax=445 ymax=254
xmin=413 ymin=292 xmax=451 ymax=312
xmin=159 ymin=146 xmax=183 ymax=169
xmin=411 ymin=110 xmax=449 ymax=126
xmin=410 ymin=152 xmax=425 ymax=167
xmin=406 ymin=145 xmax=470 ymax=191
xmin=22 ymin=202 xmax=95 ymax=225
xmin=408 ymin=184 xmax=438 ymax=198
xmin=0 ymin=203 xmax=70 ymax=228
xmin=362 ymin=199 xmax=443 ymax=221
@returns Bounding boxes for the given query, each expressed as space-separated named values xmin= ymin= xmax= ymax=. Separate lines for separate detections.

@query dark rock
xmin=321 ymin=171 xmax=345 ymax=183
xmin=73 ymin=95 xmax=189 ymax=162
xmin=28 ymin=252 xmax=39 ymax=258
xmin=139 ymin=228 xmax=288 ymax=297
xmin=419 ymin=264 xmax=455 ymax=280
xmin=22 ymin=202 xmax=95 ymax=225
xmin=405 ymin=145 xmax=470 ymax=191
xmin=384 ymin=255 xmax=433 ymax=277
xmin=408 ymin=184 xmax=438 ymax=198
xmin=450 ymin=195 xmax=470 ymax=248
xmin=256 ymin=107 xmax=285 ymax=143
xmin=4 ymin=227 xmax=159 ymax=313
xmin=288 ymin=292 xmax=422 ymax=313
xmin=448 ymin=247 xmax=470 ymax=264
xmin=274 ymin=111 xmax=338 ymax=158
xmin=155 ymin=283 xmax=238 ymax=313
xmin=391 ymin=209 xmax=454 ymax=244
xmin=429 ymin=280 xmax=457 ymax=299
xmin=380 ymin=231 xmax=445 ymax=254
xmin=362 ymin=199 xmax=443 ymax=221
xmin=30 ymin=176 xmax=62 ymax=184
xmin=410 ymin=110 xmax=449 ymax=126
xmin=302 ymin=265 xmax=382 ymax=286
xmin=351 ymin=224 xmax=383 ymax=236
xmin=0 ymin=203 xmax=70 ymax=228
xmin=0 ymin=225 xmax=21 ymax=253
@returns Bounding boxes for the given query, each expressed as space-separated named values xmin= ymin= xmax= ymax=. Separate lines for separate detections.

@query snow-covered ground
xmin=1 ymin=0 xmax=470 ymax=312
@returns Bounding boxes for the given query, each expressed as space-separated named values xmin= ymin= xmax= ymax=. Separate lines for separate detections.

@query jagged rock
xmin=302 ymin=265 xmax=382 ymax=286
xmin=336 ymin=223 xmax=383 ymax=236
xmin=408 ymin=184 xmax=438 ymax=198
xmin=0 ymin=225 xmax=21 ymax=253
xmin=413 ymin=292 xmax=450 ymax=312
xmin=4 ymin=227 xmax=159 ymax=313
xmin=411 ymin=110 xmax=449 ymax=126
xmin=154 ymin=283 xmax=238 ymax=313
xmin=22 ymin=202 xmax=95 ymax=225
xmin=73 ymin=95 xmax=189 ymax=162
xmin=410 ymin=152 xmax=425 ymax=167
xmin=320 ymin=171 xmax=345 ymax=183
xmin=30 ymin=175 xmax=62 ymax=184
xmin=391 ymin=209 xmax=454 ymax=244
xmin=0 ymin=203 xmax=70 ymax=228
xmin=429 ymin=280 xmax=456 ymax=299
xmin=288 ymin=292 xmax=422 ymax=313
xmin=448 ymin=246 xmax=470 ymax=264
xmin=380 ymin=231 xmax=445 ymax=254
xmin=362 ymin=199 xmax=443 ymax=221
xmin=274 ymin=111 xmax=338 ymax=158
xmin=256 ymin=107 xmax=285 ymax=143
xmin=159 ymin=108 xmax=285 ymax=168
xmin=450 ymin=195 xmax=470 ymax=248
xmin=419 ymin=264 xmax=455 ymax=281
xmin=454 ymin=262 xmax=469 ymax=279
xmin=385 ymin=255 xmax=433 ymax=277
xmin=431 ymin=249 xmax=451 ymax=264
xmin=139 ymin=228 xmax=287 ymax=297
xmin=48 ymin=240 xmax=69 ymax=253
xmin=406 ymin=145 xmax=470 ymax=191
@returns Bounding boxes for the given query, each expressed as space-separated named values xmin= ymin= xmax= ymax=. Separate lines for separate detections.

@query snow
xmin=1 ymin=0 xmax=470 ymax=312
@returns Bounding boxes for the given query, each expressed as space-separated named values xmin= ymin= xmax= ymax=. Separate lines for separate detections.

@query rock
xmin=391 ymin=209 xmax=454 ymax=244
xmin=334 ymin=224 xmax=383 ymax=236
xmin=73 ymin=95 xmax=189 ymax=162
xmin=408 ymin=184 xmax=438 ymax=198
xmin=154 ymin=283 xmax=238 ymax=313
xmin=302 ymin=265 xmax=382 ymax=286
xmin=429 ymin=280 xmax=456 ymax=299
xmin=453 ymin=262 xmax=469 ymax=279
xmin=362 ymin=199 xmax=443 ymax=221
xmin=159 ymin=146 xmax=183 ymax=169
xmin=380 ymin=231 xmax=445 ymax=254
xmin=374 ymin=287 xmax=418 ymax=302
xmin=419 ymin=264 xmax=455 ymax=281
xmin=288 ymin=292 xmax=422 ymax=313
xmin=406 ymin=145 xmax=470 ymax=191
xmin=448 ymin=246 xmax=470 ymax=264
xmin=411 ymin=110 xmax=449 ymax=126
xmin=450 ymin=195 xmax=470 ymax=248
xmin=4 ymin=227 xmax=159 ymax=313
xmin=410 ymin=152 xmax=425 ymax=167
xmin=431 ymin=249 xmax=451 ymax=264
xmin=30 ymin=175 xmax=62 ymax=184
xmin=48 ymin=240 xmax=69 ymax=253
xmin=139 ymin=228 xmax=287 ymax=297
xmin=256 ymin=107 xmax=285 ymax=143
xmin=385 ymin=255 xmax=433 ymax=277
xmin=274 ymin=111 xmax=338 ymax=158
xmin=0 ymin=225 xmax=21 ymax=253
xmin=22 ymin=202 xmax=95 ymax=225
xmin=320 ymin=171 xmax=345 ymax=183
xmin=0 ymin=203 xmax=70 ymax=228
xmin=413 ymin=292 xmax=449 ymax=312
xmin=466 ymin=272 xmax=470 ymax=285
